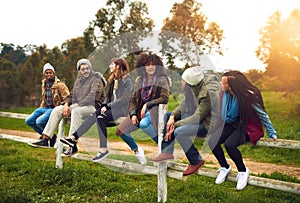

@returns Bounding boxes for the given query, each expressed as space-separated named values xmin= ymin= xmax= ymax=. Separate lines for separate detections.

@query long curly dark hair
xmin=135 ymin=52 xmax=166 ymax=77
xmin=223 ymin=70 xmax=264 ymax=126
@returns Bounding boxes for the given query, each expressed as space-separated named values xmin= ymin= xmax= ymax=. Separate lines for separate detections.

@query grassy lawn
xmin=0 ymin=139 xmax=299 ymax=202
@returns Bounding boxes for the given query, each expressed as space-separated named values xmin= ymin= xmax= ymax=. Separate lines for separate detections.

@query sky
xmin=1 ymin=0 xmax=300 ymax=72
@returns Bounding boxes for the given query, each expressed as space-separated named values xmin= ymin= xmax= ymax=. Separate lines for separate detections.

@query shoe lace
xmin=217 ymin=167 xmax=227 ymax=174
xmin=64 ymin=147 xmax=72 ymax=156
xmin=236 ymin=171 xmax=246 ymax=180
xmin=96 ymin=152 xmax=102 ymax=157
xmin=135 ymin=152 xmax=142 ymax=158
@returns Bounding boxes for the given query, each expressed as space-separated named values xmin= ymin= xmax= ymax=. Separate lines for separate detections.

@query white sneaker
xmin=135 ymin=147 xmax=147 ymax=165
xmin=236 ymin=167 xmax=250 ymax=190
xmin=215 ymin=165 xmax=232 ymax=184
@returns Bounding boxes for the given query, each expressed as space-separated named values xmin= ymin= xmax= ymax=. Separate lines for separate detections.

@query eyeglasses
xmin=80 ymin=67 xmax=90 ymax=72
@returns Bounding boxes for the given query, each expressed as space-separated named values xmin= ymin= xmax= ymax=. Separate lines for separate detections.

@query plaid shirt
xmin=44 ymin=78 xmax=54 ymax=107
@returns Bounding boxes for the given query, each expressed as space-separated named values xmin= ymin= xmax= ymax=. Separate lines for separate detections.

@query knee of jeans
xmin=25 ymin=118 xmax=33 ymax=125
xmin=139 ymin=119 xmax=150 ymax=129
xmin=36 ymin=119 xmax=46 ymax=127
xmin=173 ymin=127 xmax=184 ymax=138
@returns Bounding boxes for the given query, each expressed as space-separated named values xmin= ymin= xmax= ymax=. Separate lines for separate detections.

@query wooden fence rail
xmin=0 ymin=110 xmax=300 ymax=201
xmin=1 ymin=133 xmax=299 ymax=196
xmin=1 ymin=111 xmax=299 ymax=150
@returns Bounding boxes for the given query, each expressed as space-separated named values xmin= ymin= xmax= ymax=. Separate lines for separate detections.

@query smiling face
xmin=109 ymin=61 xmax=117 ymax=74
xmin=79 ymin=64 xmax=91 ymax=78
xmin=44 ymin=69 xmax=54 ymax=80
xmin=145 ymin=63 xmax=156 ymax=76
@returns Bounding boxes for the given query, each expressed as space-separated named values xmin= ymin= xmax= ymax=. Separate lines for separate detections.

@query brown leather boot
xmin=150 ymin=153 xmax=174 ymax=162
xmin=183 ymin=160 xmax=205 ymax=176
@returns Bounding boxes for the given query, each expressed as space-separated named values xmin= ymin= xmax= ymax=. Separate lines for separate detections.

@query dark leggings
xmin=208 ymin=124 xmax=248 ymax=172
xmin=74 ymin=108 xmax=123 ymax=148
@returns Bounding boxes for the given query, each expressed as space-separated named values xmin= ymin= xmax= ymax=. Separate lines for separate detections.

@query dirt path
xmin=1 ymin=128 xmax=300 ymax=179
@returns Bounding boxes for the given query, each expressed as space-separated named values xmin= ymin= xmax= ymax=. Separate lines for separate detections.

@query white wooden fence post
xmin=157 ymin=104 xmax=168 ymax=202
xmin=56 ymin=118 xmax=66 ymax=168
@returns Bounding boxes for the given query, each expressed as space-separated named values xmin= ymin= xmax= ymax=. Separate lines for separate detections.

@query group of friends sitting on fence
xmin=25 ymin=52 xmax=277 ymax=190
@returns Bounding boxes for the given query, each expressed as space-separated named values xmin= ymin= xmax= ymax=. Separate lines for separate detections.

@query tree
xmin=18 ymin=45 xmax=48 ymax=106
xmin=257 ymin=9 xmax=300 ymax=79
xmin=86 ymin=0 xmax=153 ymax=46
xmin=159 ymin=0 xmax=223 ymax=66
xmin=0 ymin=58 xmax=19 ymax=107
xmin=83 ymin=0 xmax=154 ymax=72
xmin=245 ymin=69 xmax=263 ymax=83
xmin=0 ymin=43 xmax=28 ymax=65
xmin=43 ymin=46 xmax=71 ymax=86
xmin=61 ymin=37 xmax=89 ymax=88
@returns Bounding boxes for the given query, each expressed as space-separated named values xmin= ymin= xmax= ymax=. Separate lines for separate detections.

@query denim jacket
xmin=252 ymin=103 xmax=277 ymax=139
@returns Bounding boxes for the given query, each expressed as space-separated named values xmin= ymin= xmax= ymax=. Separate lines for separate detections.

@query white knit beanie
xmin=43 ymin=63 xmax=55 ymax=74
xmin=77 ymin=58 xmax=92 ymax=70
xmin=181 ymin=66 xmax=205 ymax=86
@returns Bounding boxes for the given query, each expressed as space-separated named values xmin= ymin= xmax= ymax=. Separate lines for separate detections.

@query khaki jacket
xmin=40 ymin=76 xmax=70 ymax=107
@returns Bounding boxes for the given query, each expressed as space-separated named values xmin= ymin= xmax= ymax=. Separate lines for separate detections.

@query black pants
xmin=208 ymin=124 xmax=249 ymax=172
xmin=74 ymin=108 xmax=124 ymax=148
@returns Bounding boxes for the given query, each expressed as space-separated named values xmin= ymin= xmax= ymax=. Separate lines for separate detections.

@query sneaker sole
xmin=92 ymin=152 xmax=110 ymax=162
xmin=60 ymin=138 xmax=74 ymax=147
xmin=149 ymin=158 xmax=174 ymax=163
xmin=28 ymin=142 xmax=50 ymax=148
xmin=60 ymin=151 xmax=78 ymax=157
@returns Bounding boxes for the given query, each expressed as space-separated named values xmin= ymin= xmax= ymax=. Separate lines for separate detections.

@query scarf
xmin=141 ymin=75 xmax=156 ymax=103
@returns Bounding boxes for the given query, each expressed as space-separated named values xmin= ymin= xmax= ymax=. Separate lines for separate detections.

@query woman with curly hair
xmin=116 ymin=52 xmax=170 ymax=165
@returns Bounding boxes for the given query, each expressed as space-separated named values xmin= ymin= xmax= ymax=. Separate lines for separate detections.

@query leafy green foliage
xmin=87 ymin=0 xmax=154 ymax=47
xmin=160 ymin=0 xmax=223 ymax=65
xmin=0 ymin=58 xmax=20 ymax=108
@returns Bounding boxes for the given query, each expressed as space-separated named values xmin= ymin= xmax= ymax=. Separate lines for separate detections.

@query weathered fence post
xmin=55 ymin=118 xmax=66 ymax=168
xmin=157 ymin=104 xmax=168 ymax=202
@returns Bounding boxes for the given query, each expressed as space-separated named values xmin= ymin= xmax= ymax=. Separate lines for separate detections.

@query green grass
xmin=261 ymin=91 xmax=300 ymax=141
xmin=0 ymin=117 xmax=32 ymax=131
xmin=0 ymin=107 xmax=36 ymax=114
xmin=0 ymin=139 xmax=299 ymax=203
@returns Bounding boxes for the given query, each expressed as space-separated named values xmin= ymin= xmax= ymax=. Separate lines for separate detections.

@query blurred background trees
xmin=255 ymin=9 xmax=300 ymax=92
xmin=0 ymin=0 xmax=299 ymax=108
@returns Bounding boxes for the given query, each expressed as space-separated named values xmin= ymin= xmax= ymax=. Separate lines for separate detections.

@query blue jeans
xmin=162 ymin=112 xmax=207 ymax=165
xmin=120 ymin=109 xmax=158 ymax=151
xmin=25 ymin=107 xmax=53 ymax=135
